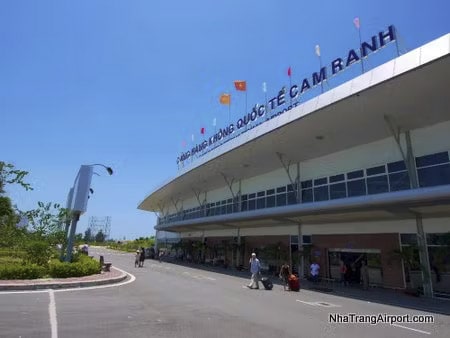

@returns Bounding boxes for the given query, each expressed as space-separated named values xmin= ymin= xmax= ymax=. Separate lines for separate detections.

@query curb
xmin=0 ymin=269 xmax=128 ymax=291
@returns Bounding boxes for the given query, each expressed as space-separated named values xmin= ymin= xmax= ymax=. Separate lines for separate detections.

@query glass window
xmin=227 ymin=198 xmax=232 ymax=203
xmin=347 ymin=170 xmax=364 ymax=179
xmin=257 ymin=191 xmax=265 ymax=197
xmin=301 ymin=180 xmax=312 ymax=189
xmin=266 ymin=195 xmax=275 ymax=208
xmin=302 ymin=235 xmax=312 ymax=244
xmin=248 ymin=193 xmax=256 ymax=199
xmin=287 ymin=184 xmax=297 ymax=192
xmin=418 ymin=164 xmax=450 ymax=187
xmin=366 ymin=165 xmax=386 ymax=176
xmin=241 ymin=200 xmax=248 ymax=211
xmin=367 ymin=175 xmax=389 ymax=194
xmin=329 ymin=174 xmax=345 ymax=183
xmin=248 ymin=199 xmax=256 ymax=210
xmin=302 ymin=189 xmax=313 ymax=203
xmin=287 ymin=191 xmax=297 ymax=205
xmin=257 ymin=197 xmax=265 ymax=209
xmin=347 ymin=179 xmax=366 ymax=197
xmin=226 ymin=204 xmax=232 ymax=214
xmin=330 ymin=182 xmax=346 ymax=199
xmin=400 ymin=233 xmax=417 ymax=245
xmin=241 ymin=194 xmax=248 ymax=201
xmin=314 ymin=185 xmax=329 ymax=201
xmin=290 ymin=235 xmax=298 ymax=244
xmin=427 ymin=233 xmax=450 ymax=246
xmin=276 ymin=186 xmax=287 ymax=193
xmin=388 ymin=160 xmax=406 ymax=173
xmin=416 ymin=151 xmax=449 ymax=168
xmin=389 ymin=172 xmax=410 ymax=191
xmin=266 ymin=189 xmax=275 ymax=195
xmin=276 ymin=193 xmax=287 ymax=206
xmin=314 ymin=177 xmax=327 ymax=186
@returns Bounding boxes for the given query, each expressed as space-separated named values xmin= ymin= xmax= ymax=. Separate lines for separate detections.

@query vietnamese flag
xmin=200 ymin=127 xmax=205 ymax=134
xmin=234 ymin=80 xmax=247 ymax=91
xmin=287 ymin=66 xmax=292 ymax=77
xmin=219 ymin=93 xmax=231 ymax=105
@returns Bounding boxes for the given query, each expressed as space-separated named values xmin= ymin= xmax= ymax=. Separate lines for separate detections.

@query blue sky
xmin=1 ymin=1 xmax=449 ymax=240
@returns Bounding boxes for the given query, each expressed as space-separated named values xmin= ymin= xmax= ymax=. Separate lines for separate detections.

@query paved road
xmin=0 ymin=247 xmax=448 ymax=338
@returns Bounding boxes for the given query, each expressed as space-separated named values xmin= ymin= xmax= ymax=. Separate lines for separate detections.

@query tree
xmin=84 ymin=228 xmax=92 ymax=242
xmin=95 ymin=230 xmax=106 ymax=243
xmin=0 ymin=161 xmax=33 ymax=193
xmin=21 ymin=202 xmax=69 ymax=244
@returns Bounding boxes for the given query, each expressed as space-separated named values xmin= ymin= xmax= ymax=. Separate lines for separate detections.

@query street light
xmin=64 ymin=163 xmax=113 ymax=262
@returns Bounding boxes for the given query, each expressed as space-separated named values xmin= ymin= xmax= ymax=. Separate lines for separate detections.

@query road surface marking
xmin=392 ymin=324 xmax=431 ymax=335
xmin=296 ymin=300 xmax=341 ymax=307
xmin=296 ymin=300 xmax=317 ymax=306
xmin=48 ymin=290 xmax=58 ymax=338
xmin=205 ymin=277 xmax=216 ymax=281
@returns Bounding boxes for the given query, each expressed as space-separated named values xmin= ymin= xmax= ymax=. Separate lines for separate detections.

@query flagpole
xmin=394 ymin=26 xmax=400 ymax=57
xmin=288 ymin=68 xmax=292 ymax=104
xmin=358 ymin=28 xmax=364 ymax=73
xmin=316 ymin=45 xmax=324 ymax=94
xmin=354 ymin=17 xmax=364 ymax=74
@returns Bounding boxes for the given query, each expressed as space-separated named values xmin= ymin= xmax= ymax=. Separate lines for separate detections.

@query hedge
xmin=0 ymin=263 xmax=46 ymax=280
xmin=48 ymin=255 xmax=101 ymax=278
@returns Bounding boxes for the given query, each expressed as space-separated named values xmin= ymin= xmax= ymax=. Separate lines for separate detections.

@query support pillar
xmin=384 ymin=115 xmax=433 ymax=297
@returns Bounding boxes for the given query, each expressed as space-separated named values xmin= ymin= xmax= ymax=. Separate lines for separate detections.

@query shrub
xmin=0 ymin=263 xmax=46 ymax=279
xmin=24 ymin=240 xmax=55 ymax=267
xmin=49 ymin=255 xmax=101 ymax=278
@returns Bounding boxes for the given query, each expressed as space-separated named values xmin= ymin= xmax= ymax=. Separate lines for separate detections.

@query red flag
xmin=353 ymin=17 xmax=360 ymax=29
xmin=287 ymin=66 xmax=292 ymax=77
xmin=200 ymin=127 xmax=205 ymax=134
xmin=234 ymin=80 xmax=247 ymax=91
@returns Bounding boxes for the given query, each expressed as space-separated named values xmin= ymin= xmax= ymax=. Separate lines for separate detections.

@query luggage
xmin=288 ymin=274 xmax=300 ymax=292
xmin=261 ymin=277 xmax=273 ymax=290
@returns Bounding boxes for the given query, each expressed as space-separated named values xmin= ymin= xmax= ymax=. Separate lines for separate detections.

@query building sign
xmin=177 ymin=25 xmax=396 ymax=165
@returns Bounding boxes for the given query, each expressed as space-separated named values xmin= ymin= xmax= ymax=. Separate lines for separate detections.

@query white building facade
xmin=139 ymin=32 xmax=450 ymax=297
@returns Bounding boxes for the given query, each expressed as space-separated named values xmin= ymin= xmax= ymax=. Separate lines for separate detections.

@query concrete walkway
xmin=161 ymin=257 xmax=450 ymax=315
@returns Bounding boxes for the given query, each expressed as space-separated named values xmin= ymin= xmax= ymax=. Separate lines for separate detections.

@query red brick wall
xmin=312 ymin=233 xmax=404 ymax=288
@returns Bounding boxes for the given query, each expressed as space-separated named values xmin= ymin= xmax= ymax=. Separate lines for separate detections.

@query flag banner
xmin=262 ymin=82 xmax=267 ymax=93
xmin=234 ymin=80 xmax=247 ymax=91
xmin=212 ymin=118 xmax=217 ymax=127
xmin=219 ymin=93 xmax=231 ymax=105
xmin=353 ymin=17 xmax=360 ymax=29
xmin=200 ymin=127 xmax=205 ymax=134
xmin=315 ymin=44 xmax=321 ymax=57
xmin=287 ymin=66 xmax=292 ymax=77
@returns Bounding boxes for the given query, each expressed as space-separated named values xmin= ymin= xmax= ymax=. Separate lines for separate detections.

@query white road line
xmin=296 ymin=300 xmax=319 ymax=306
xmin=392 ymin=324 xmax=431 ymax=335
xmin=48 ymin=290 xmax=58 ymax=338
xmin=205 ymin=277 xmax=216 ymax=281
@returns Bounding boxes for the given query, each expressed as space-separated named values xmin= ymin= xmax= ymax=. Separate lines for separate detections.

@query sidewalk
xmin=0 ymin=267 xmax=127 ymax=291
xmin=162 ymin=258 xmax=450 ymax=315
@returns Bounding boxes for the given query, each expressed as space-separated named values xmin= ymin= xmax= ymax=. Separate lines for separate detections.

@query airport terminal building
xmin=139 ymin=30 xmax=450 ymax=296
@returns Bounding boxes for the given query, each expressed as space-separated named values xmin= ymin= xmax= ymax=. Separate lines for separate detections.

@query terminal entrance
xmin=328 ymin=249 xmax=383 ymax=286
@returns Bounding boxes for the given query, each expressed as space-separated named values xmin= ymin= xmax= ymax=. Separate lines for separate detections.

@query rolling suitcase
xmin=288 ymin=274 xmax=300 ymax=292
xmin=261 ymin=277 xmax=273 ymax=290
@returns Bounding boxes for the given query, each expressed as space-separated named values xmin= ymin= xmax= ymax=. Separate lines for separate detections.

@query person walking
xmin=279 ymin=262 xmax=291 ymax=291
xmin=139 ymin=247 xmax=146 ymax=267
xmin=310 ymin=261 xmax=320 ymax=283
xmin=134 ymin=250 xmax=140 ymax=268
xmin=247 ymin=253 xmax=261 ymax=289
xmin=361 ymin=260 xmax=369 ymax=290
